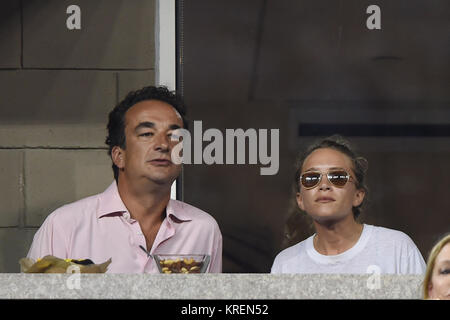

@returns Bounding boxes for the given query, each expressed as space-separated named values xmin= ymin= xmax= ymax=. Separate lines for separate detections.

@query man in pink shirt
xmin=27 ymin=86 xmax=223 ymax=273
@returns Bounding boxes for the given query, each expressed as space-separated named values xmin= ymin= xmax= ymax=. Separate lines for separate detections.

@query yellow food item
xmin=19 ymin=255 xmax=112 ymax=273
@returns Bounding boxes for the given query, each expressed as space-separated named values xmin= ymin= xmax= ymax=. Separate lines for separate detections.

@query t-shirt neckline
xmin=306 ymin=224 xmax=373 ymax=265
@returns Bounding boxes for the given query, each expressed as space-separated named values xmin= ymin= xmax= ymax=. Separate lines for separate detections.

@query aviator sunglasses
xmin=300 ymin=169 xmax=354 ymax=189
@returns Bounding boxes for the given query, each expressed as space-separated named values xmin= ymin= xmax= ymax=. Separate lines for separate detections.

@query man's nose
xmin=154 ymin=133 xmax=170 ymax=152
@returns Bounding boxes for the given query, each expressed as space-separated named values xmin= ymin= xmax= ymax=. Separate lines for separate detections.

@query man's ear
xmin=111 ymin=146 xmax=125 ymax=169
xmin=296 ymin=192 xmax=305 ymax=211
xmin=353 ymin=189 xmax=365 ymax=208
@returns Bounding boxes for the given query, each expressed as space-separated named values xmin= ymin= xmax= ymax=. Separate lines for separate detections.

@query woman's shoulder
xmin=367 ymin=224 xmax=418 ymax=247
xmin=274 ymin=236 xmax=312 ymax=264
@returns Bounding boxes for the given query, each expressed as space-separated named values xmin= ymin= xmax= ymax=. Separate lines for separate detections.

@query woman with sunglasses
xmin=271 ymin=135 xmax=426 ymax=274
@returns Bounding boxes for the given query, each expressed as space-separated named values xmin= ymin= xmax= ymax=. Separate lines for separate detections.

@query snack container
xmin=153 ymin=254 xmax=210 ymax=274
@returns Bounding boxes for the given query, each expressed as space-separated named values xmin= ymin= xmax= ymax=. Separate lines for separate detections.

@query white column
xmin=155 ymin=0 xmax=177 ymax=199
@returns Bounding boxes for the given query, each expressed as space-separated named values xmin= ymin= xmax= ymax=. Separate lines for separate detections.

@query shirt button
xmin=123 ymin=212 xmax=130 ymax=221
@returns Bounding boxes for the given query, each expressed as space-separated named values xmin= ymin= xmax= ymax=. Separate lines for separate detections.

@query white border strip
xmin=155 ymin=0 xmax=177 ymax=199
xmin=156 ymin=0 xmax=176 ymax=90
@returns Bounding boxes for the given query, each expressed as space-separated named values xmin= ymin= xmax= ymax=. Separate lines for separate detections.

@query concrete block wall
xmin=0 ymin=0 xmax=156 ymax=272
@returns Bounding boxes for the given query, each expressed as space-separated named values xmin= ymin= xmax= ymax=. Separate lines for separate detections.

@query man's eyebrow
xmin=134 ymin=122 xmax=182 ymax=132
xmin=135 ymin=122 xmax=155 ymax=132
xmin=169 ymin=124 xmax=182 ymax=130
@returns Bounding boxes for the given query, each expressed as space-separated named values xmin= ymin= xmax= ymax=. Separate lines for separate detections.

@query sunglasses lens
xmin=301 ymin=172 xmax=321 ymax=188
xmin=328 ymin=170 xmax=349 ymax=187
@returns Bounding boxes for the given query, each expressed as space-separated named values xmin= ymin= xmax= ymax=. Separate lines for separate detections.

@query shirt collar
xmin=97 ymin=182 xmax=128 ymax=219
xmin=97 ymin=182 xmax=192 ymax=223
xmin=166 ymin=198 xmax=192 ymax=223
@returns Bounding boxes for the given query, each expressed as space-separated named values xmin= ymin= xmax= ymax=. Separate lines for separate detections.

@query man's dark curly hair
xmin=293 ymin=135 xmax=369 ymax=219
xmin=105 ymin=85 xmax=187 ymax=182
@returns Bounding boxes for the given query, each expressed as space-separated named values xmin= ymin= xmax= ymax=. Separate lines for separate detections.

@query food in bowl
xmin=153 ymin=254 xmax=210 ymax=274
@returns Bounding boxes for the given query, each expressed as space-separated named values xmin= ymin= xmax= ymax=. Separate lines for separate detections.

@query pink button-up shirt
xmin=27 ymin=182 xmax=222 ymax=273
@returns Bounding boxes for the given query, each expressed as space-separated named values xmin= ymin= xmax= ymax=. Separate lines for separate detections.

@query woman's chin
xmin=310 ymin=212 xmax=350 ymax=225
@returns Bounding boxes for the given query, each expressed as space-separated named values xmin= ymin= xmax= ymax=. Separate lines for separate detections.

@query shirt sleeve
xmin=398 ymin=233 xmax=427 ymax=275
xmin=403 ymin=245 xmax=427 ymax=274
xmin=27 ymin=211 xmax=69 ymax=261
xmin=271 ymin=256 xmax=281 ymax=274
xmin=207 ymin=223 xmax=223 ymax=273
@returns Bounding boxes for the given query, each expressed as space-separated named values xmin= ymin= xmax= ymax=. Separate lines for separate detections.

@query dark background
xmin=180 ymin=0 xmax=450 ymax=272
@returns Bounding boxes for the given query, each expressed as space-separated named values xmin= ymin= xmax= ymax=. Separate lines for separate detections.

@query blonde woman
xmin=423 ymin=234 xmax=450 ymax=300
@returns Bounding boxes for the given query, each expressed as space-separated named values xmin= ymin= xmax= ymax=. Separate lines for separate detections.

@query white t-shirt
xmin=271 ymin=224 xmax=426 ymax=274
